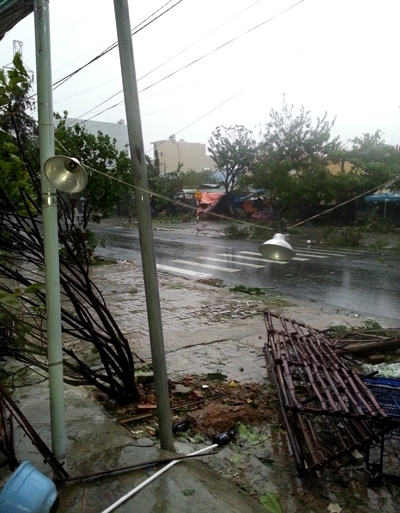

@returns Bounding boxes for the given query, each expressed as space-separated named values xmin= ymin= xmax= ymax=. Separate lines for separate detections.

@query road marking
xmin=240 ymin=250 xmax=327 ymax=260
xmin=198 ymin=256 xmax=265 ymax=268
xmin=292 ymin=252 xmax=328 ymax=258
xmin=217 ymin=253 xmax=289 ymax=265
xmin=295 ymin=246 xmax=369 ymax=254
xmin=238 ymin=251 xmax=309 ymax=262
xmin=296 ymin=250 xmax=345 ymax=257
xmin=156 ymin=264 xmax=212 ymax=278
xmin=173 ymin=259 xmax=240 ymax=273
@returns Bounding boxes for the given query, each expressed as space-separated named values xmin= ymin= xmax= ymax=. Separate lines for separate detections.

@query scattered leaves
xmin=182 ymin=489 xmax=195 ymax=496
xmin=260 ymin=491 xmax=283 ymax=513
xmin=327 ymin=503 xmax=342 ymax=513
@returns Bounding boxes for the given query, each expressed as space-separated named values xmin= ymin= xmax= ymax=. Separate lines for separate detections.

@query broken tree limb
xmin=334 ymin=338 xmax=400 ymax=356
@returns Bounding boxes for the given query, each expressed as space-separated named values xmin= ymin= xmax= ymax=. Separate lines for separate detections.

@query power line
xmin=139 ymin=0 xmax=304 ymax=94
xmin=54 ymin=136 xmax=391 ymax=234
xmin=51 ymin=0 xmax=183 ymax=91
xmin=65 ymin=0 xmax=304 ymax=125
xmin=138 ymin=0 xmax=263 ymax=82
xmin=147 ymin=88 xmax=246 ymax=155
xmin=54 ymin=1 xmax=261 ymax=110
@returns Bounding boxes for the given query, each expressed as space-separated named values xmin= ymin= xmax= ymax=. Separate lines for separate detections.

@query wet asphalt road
xmin=91 ymin=224 xmax=400 ymax=326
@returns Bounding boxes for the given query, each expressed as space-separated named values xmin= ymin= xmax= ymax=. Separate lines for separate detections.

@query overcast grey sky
xmin=1 ymin=0 xmax=399 ymax=155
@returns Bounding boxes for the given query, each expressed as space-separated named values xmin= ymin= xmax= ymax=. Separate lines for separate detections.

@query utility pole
xmin=113 ymin=0 xmax=174 ymax=451
xmin=34 ymin=0 xmax=67 ymax=467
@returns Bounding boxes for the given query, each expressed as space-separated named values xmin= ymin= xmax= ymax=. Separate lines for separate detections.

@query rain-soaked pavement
xmin=1 ymin=219 xmax=400 ymax=512
xmin=91 ymin=218 xmax=400 ymax=326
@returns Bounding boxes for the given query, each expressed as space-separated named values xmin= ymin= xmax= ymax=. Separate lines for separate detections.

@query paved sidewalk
xmin=1 ymin=258 xmax=386 ymax=513
xmin=86 ymin=262 xmax=367 ymax=384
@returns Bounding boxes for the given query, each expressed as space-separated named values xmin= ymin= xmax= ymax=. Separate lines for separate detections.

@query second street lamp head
xmin=259 ymin=233 xmax=295 ymax=261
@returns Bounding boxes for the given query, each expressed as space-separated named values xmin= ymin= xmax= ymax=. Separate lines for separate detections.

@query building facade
xmin=151 ymin=139 xmax=216 ymax=174
xmin=65 ymin=118 xmax=130 ymax=155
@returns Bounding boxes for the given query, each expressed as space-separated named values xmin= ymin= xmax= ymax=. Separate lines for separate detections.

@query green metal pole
xmin=113 ymin=0 xmax=174 ymax=451
xmin=34 ymin=0 xmax=67 ymax=467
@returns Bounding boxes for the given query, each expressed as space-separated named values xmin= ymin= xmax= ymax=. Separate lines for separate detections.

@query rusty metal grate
xmin=263 ymin=310 xmax=397 ymax=476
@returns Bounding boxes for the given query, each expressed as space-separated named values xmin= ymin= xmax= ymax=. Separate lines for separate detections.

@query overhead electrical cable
xmin=54 ymin=136 xmax=391 ymax=233
xmin=55 ymin=1 xmax=261 ymax=107
xmin=139 ymin=0 xmax=304 ymax=93
xmin=51 ymin=0 xmax=183 ymax=91
xmin=138 ymin=0 xmax=263 ymax=82
xmin=65 ymin=0 xmax=304 ymax=124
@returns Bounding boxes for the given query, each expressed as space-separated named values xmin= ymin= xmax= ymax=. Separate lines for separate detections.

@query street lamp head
xmin=44 ymin=156 xmax=87 ymax=194
xmin=258 ymin=233 xmax=295 ymax=261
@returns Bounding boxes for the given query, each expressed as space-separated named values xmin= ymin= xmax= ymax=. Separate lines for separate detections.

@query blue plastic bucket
xmin=0 ymin=460 xmax=57 ymax=513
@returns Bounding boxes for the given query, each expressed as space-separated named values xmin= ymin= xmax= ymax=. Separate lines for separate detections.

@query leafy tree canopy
xmin=0 ymin=53 xmax=37 ymax=146
xmin=54 ymin=113 xmax=132 ymax=227
xmin=208 ymin=124 xmax=257 ymax=193
xmin=244 ymin=97 xmax=342 ymax=223
xmin=0 ymin=54 xmax=38 ymax=214
xmin=148 ymin=171 xmax=183 ymax=215
xmin=181 ymin=169 xmax=218 ymax=189
xmin=346 ymin=130 xmax=400 ymax=185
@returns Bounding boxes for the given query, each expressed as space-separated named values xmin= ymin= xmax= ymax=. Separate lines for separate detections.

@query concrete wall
xmin=151 ymin=140 xmax=216 ymax=174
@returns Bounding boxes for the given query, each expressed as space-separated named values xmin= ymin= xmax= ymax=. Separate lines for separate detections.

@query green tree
xmin=208 ymin=125 xmax=257 ymax=193
xmin=0 ymin=131 xmax=37 ymax=215
xmin=54 ymin=113 xmax=132 ymax=227
xmin=0 ymin=54 xmax=39 ymax=214
xmin=181 ymin=169 xmax=218 ymax=188
xmin=346 ymin=130 xmax=400 ymax=186
xmin=248 ymin=98 xmax=341 ymax=224
xmin=0 ymin=57 xmax=139 ymax=404
xmin=0 ymin=53 xmax=38 ymax=146
xmin=148 ymin=171 xmax=184 ymax=215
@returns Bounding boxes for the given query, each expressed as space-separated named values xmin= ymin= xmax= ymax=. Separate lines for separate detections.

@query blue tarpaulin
xmin=365 ymin=192 xmax=400 ymax=203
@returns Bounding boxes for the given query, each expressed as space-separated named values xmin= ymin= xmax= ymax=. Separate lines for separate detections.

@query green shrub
xmin=249 ymin=224 xmax=273 ymax=241
xmin=223 ymin=224 xmax=250 ymax=239
xmin=362 ymin=215 xmax=395 ymax=234
xmin=327 ymin=227 xmax=363 ymax=247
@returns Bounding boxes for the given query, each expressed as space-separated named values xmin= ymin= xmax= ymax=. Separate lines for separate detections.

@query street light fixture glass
xmin=258 ymin=233 xmax=295 ymax=261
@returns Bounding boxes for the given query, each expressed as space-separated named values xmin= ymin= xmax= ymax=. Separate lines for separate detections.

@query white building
xmin=64 ymin=118 xmax=129 ymax=155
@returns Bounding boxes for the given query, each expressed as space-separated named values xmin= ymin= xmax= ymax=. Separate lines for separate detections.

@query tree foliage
xmin=208 ymin=125 xmax=257 ymax=193
xmin=181 ymin=169 xmax=218 ymax=188
xmin=0 ymin=54 xmax=38 ymax=214
xmin=148 ymin=171 xmax=184 ymax=215
xmin=346 ymin=130 xmax=400 ymax=185
xmin=0 ymin=53 xmax=38 ymax=146
xmin=54 ymin=113 xmax=132 ymax=227
xmin=0 ymin=55 xmax=139 ymax=404
xmin=244 ymin=98 xmax=343 ymax=224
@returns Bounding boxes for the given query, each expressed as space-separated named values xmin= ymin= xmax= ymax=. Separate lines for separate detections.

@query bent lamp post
xmin=259 ymin=233 xmax=295 ymax=261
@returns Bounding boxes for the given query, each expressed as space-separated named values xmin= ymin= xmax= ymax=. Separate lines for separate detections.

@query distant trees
xmin=242 ymin=97 xmax=341 ymax=224
xmin=208 ymin=125 xmax=257 ymax=193
xmin=208 ymin=97 xmax=400 ymax=226
xmin=346 ymin=131 xmax=400 ymax=185
xmin=181 ymin=169 xmax=218 ymax=189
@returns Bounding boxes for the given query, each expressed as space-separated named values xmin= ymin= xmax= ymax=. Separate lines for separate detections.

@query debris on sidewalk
xmin=326 ymin=323 xmax=400 ymax=356
xmin=263 ymin=310 xmax=400 ymax=477
xmin=104 ymin=374 xmax=276 ymax=439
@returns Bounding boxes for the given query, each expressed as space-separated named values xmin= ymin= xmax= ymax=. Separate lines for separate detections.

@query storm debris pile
xmin=263 ymin=311 xmax=400 ymax=476
xmin=99 ymin=374 xmax=276 ymax=441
